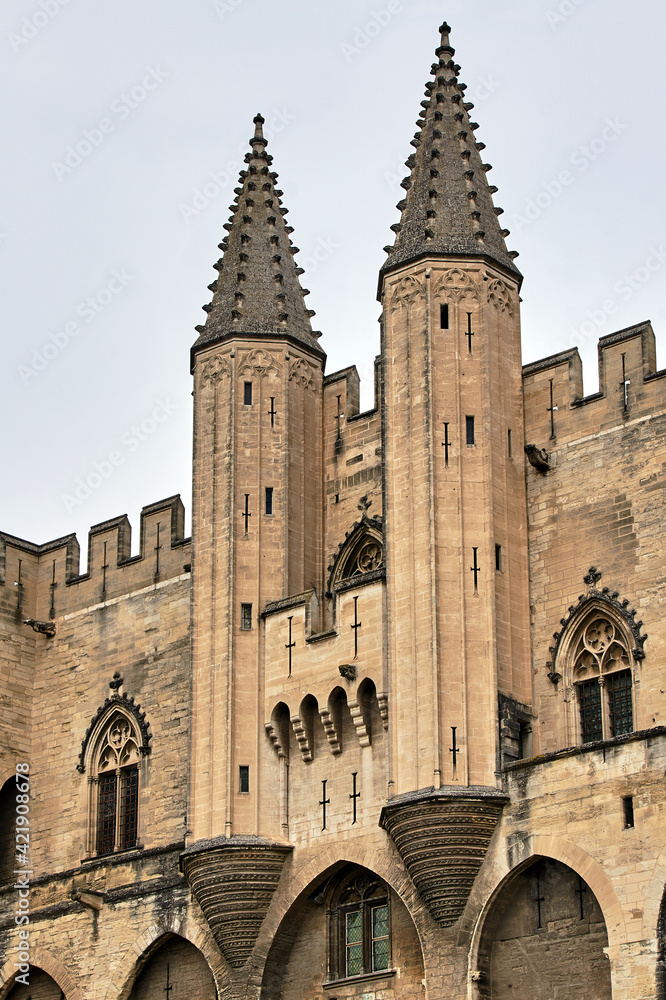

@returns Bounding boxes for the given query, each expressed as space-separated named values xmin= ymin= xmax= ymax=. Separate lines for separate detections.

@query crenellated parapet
xmin=0 ymin=494 xmax=190 ymax=622
xmin=522 ymin=321 xmax=666 ymax=455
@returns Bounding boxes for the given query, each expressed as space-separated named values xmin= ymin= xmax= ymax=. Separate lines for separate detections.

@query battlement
xmin=523 ymin=321 xmax=666 ymax=451
xmin=0 ymin=495 xmax=191 ymax=624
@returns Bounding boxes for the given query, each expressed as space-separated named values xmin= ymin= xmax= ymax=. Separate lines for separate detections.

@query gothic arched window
xmin=92 ymin=711 xmax=141 ymax=855
xmin=572 ymin=614 xmax=634 ymax=743
xmin=327 ymin=869 xmax=390 ymax=981
xmin=328 ymin=515 xmax=384 ymax=595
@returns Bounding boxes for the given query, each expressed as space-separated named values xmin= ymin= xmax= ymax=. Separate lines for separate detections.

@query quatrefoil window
xmin=570 ymin=614 xmax=634 ymax=744
xmin=573 ymin=618 xmax=631 ymax=680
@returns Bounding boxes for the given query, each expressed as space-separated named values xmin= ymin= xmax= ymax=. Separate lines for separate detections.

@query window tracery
xmin=90 ymin=710 xmax=142 ymax=855
xmin=328 ymin=516 xmax=384 ymax=594
xmin=547 ymin=570 xmax=646 ymax=746
xmin=573 ymin=615 xmax=633 ymax=743
xmin=327 ymin=869 xmax=391 ymax=982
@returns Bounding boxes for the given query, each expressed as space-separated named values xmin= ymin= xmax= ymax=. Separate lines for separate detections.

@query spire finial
xmin=192 ymin=114 xmax=324 ymax=359
xmin=380 ymin=18 xmax=521 ymax=285
xmin=251 ymin=113 xmax=268 ymax=150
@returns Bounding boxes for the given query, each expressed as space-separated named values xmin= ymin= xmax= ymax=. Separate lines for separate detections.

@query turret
xmin=379 ymin=22 xmax=532 ymax=795
xmin=188 ymin=115 xmax=325 ymax=845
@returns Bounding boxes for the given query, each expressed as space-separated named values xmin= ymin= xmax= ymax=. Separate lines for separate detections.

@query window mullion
xmin=114 ymin=767 xmax=122 ymax=852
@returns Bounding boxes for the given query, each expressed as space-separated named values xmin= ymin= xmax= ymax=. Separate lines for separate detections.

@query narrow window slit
xmin=623 ymin=795 xmax=634 ymax=829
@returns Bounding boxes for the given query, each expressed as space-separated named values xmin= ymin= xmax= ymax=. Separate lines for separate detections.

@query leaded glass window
xmin=329 ymin=869 xmax=391 ymax=981
xmin=608 ymin=669 xmax=633 ymax=737
xmin=572 ymin=614 xmax=635 ymax=744
xmin=371 ymin=904 xmax=390 ymax=971
xmin=93 ymin=711 xmax=141 ymax=855
xmin=579 ymin=679 xmax=602 ymax=743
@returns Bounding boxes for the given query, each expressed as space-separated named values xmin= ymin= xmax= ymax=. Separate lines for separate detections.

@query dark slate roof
xmin=192 ymin=115 xmax=323 ymax=358
xmin=381 ymin=22 xmax=521 ymax=282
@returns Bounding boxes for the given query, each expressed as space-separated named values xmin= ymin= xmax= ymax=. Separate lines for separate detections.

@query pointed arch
xmin=547 ymin=574 xmax=646 ymax=745
xmin=468 ymin=832 xmax=628 ymax=980
xmin=471 ymin=853 xmax=613 ymax=998
xmin=110 ymin=915 xmax=226 ymax=1000
xmin=77 ymin=693 xmax=151 ymax=774
xmin=257 ymin=854 xmax=425 ymax=1000
xmin=0 ymin=950 xmax=85 ymax=999
xmin=79 ymin=699 xmax=149 ymax=857
xmin=327 ymin=516 xmax=384 ymax=595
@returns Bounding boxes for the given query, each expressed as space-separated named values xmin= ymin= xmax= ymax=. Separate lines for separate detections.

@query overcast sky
xmin=1 ymin=0 xmax=664 ymax=558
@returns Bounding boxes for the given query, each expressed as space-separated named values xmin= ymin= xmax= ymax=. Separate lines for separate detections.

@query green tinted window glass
xmin=346 ymin=910 xmax=362 ymax=943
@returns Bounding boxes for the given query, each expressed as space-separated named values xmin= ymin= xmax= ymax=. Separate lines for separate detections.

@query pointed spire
xmin=381 ymin=22 xmax=520 ymax=279
xmin=193 ymin=114 xmax=323 ymax=356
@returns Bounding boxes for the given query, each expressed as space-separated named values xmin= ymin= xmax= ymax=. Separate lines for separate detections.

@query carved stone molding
xmin=77 ymin=692 xmax=151 ymax=773
xmin=181 ymin=836 xmax=293 ymax=968
xmin=327 ymin=515 xmax=384 ymax=595
xmin=377 ymin=693 xmax=389 ymax=731
xmin=264 ymin=721 xmax=287 ymax=759
xmin=379 ymin=788 xmax=507 ymax=926
xmin=486 ymin=277 xmax=514 ymax=315
xmin=238 ymin=348 xmax=282 ymax=378
xmin=319 ymin=707 xmax=342 ymax=755
xmin=546 ymin=569 xmax=648 ymax=682
xmin=388 ymin=274 xmax=426 ymax=312
xmin=348 ymin=699 xmax=371 ymax=747
xmin=290 ymin=714 xmax=312 ymax=762
xmin=200 ymin=354 xmax=231 ymax=383
xmin=432 ymin=267 xmax=480 ymax=302
xmin=288 ymin=357 xmax=316 ymax=391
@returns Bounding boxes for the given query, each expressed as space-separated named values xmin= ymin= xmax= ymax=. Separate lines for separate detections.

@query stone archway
xmin=656 ymin=886 xmax=666 ymax=1000
xmin=113 ymin=917 xmax=226 ymax=1000
xmin=4 ymin=968 xmax=63 ymax=1000
xmin=260 ymin=862 xmax=425 ymax=1000
xmin=126 ymin=934 xmax=216 ymax=999
xmin=0 ymin=952 xmax=84 ymax=1000
xmin=474 ymin=858 xmax=612 ymax=999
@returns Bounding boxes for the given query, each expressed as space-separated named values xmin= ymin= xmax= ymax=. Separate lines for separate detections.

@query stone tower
xmin=376 ymin=19 xmax=532 ymax=924
xmin=6 ymin=15 xmax=666 ymax=1000
xmin=185 ymin=114 xmax=327 ymax=972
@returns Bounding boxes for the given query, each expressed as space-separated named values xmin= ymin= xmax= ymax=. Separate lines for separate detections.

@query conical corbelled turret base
xmin=380 ymin=788 xmax=507 ymax=926
xmin=181 ymin=836 xmax=293 ymax=968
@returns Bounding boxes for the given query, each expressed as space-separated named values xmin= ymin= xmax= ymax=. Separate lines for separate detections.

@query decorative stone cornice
xmin=180 ymin=836 xmax=293 ymax=968
xmin=379 ymin=787 xmax=507 ymax=926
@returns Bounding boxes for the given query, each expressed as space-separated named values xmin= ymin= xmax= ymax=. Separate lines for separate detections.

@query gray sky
xmin=2 ymin=0 xmax=664 ymax=557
